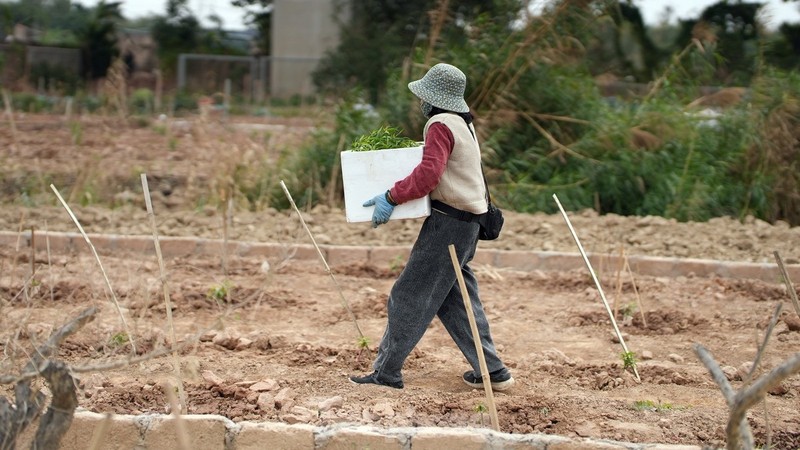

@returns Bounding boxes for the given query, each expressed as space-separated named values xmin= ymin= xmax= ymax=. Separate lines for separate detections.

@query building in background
xmin=269 ymin=0 xmax=347 ymax=99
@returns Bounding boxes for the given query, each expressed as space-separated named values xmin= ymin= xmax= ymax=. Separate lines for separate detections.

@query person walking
xmin=349 ymin=63 xmax=514 ymax=391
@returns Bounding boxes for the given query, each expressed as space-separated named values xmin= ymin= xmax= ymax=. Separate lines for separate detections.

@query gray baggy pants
xmin=372 ymin=210 xmax=506 ymax=384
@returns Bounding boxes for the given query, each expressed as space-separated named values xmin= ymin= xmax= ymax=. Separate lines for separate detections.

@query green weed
xmin=109 ymin=332 xmax=129 ymax=347
xmin=633 ymin=399 xmax=675 ymax=412
xmin=69 ymin=121 xmax=82 ymax=146
xmin=621 ymin=351 xmax=637 ymax=370
xmin=388 ymin=255 xmax=405 ymax=273
xmin=474 ymin=403 xmax=488 ymax=426
xmin=207 ymin=280 xmax=233 ymax=303
xmin=620 ymin=302 xmax=637 ymax=318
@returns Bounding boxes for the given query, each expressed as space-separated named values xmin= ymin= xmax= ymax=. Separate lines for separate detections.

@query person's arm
xmin=388 ymin=123 xmax=454 ymax=204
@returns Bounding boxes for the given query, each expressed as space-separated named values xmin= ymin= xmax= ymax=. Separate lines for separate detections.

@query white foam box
xmin=341 ymin=146 xmax=431 ymax=223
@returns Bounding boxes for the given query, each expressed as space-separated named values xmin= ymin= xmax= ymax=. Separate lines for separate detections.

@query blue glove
xmin=363 ymin=191 xmax=396 ymax=228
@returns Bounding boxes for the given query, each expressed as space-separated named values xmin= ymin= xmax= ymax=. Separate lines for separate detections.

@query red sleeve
xmin=389 ymin=122 xmax=453 ymax=204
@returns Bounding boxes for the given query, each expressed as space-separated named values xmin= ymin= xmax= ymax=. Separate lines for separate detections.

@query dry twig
xmin=141 ymin=174 xmax=186 ymax=411
xmin=50 ymin=184 xmax=136 ymax=354
xmin=773 ymin=251 xmax=800 ymax=318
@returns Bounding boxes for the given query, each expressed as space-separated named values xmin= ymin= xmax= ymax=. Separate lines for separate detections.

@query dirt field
xmin=1 ymin=115 xmax=799 ymax=449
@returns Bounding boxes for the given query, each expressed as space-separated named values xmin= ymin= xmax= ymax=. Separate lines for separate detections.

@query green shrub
xmin=260 ymin=91 xmax=381 ymax=210
xmin=130 ymin=88 xmax=154 ymax=114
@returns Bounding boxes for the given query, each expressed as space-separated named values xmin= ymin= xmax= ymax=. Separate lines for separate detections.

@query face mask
xmin=420 ymin=100 xmax=434 ymax=118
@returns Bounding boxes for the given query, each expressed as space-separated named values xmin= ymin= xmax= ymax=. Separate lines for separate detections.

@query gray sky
xmin=74 ymin=0 xmax=800 ymax=30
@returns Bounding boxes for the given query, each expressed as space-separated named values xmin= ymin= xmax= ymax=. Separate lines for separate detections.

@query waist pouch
xmin=431 ymin=200 xmax=503 ymax=241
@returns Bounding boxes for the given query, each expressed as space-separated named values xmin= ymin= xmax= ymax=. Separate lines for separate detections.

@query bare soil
xmin=1 ymin=115 xmax=799 ymax=448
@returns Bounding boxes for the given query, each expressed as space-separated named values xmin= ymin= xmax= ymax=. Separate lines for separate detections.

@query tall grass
xmin=362 ymin=1 xmax=800 ymax=225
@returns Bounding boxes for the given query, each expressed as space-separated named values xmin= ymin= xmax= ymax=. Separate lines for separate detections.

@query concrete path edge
xmin=2 ymin=230 xmax=796 ymax=282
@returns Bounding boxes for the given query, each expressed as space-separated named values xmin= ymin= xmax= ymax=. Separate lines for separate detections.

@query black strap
xmin=431 ymin=200 xmax=483 ymax=223
xmin=464 ymin=120 xmax=494 ymax=206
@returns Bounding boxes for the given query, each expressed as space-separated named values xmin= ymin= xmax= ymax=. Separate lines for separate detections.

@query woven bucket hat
xmin=408 ymin=63 xmax=469 ymax=113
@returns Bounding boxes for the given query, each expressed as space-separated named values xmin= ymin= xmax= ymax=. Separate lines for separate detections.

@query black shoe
xmin=349 ymin=372 xmax=404 ymax=389
xmin=463 ymin=368 xmax=515 ymax=391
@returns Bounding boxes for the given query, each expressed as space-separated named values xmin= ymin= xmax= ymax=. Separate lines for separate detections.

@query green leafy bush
xmin=130 ymin=88 xmax=154 ymax=114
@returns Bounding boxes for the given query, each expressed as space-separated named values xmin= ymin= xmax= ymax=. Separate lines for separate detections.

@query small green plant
xmin=69 ymin=121 xmax=82 ymax=146
xmin=130 ymin=88 xmax=154 ymax=114
xmin=619 ymin=302 xmax=637 ymax=318
xmin=207 ymin=280 xmax=233 ymax=303
xmin=388 ymin=255 xmax=405 ymax=272
xmin=349 ymin=126 xmax=418 ymax=151
xmin=355 ymin=335 xmax=371 ymax=362
xmin=474 ymin=403 xmax=488 ymax=426
xmin=621 ymin=351 xmax=637 ymax=370
xmin=109 ymin=332 xmax=129 ymax=347
xmin=633 ymin=399 xmax=675 ymax=412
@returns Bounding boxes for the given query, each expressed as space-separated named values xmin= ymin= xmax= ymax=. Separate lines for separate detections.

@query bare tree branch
xmin=1 ymin=307 xmax=97 ymax=450
xmin=693 ymin=343 xmax=754 ymax=449
xmin=743 ymin=303 xmax=782 ymax=386
xmin=33 ymin=362 xmax=78 ymax=449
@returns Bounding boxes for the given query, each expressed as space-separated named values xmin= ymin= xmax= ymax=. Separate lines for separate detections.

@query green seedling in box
xmin=350 ymin=126 xmax=418 ymax=151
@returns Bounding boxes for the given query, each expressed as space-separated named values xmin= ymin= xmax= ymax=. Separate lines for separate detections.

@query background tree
xmin=0 ymin=0 xmax=90 ymax=45
xmin=312 ymin=0 xmax=522 ymax=104
xmin=765 ymin=22 xmax=800 ymax=70
xmin=675 ymin=1 xmax=764 ymax=85
xmin=151 ymin=0 xmax=203 ymax=78
xmin=230 ymin=0 xmax=272 ymax=55
xmin=151 ymin=0 xmax=243 ymax=80
xmin=80 ymin=1 xmax=122 ymax=80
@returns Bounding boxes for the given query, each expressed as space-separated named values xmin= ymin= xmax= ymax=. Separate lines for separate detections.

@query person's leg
xmin=437 ymin=263 xmax=507 ymax=375
xmin=356 ymin=212 xmax=479 ymax=386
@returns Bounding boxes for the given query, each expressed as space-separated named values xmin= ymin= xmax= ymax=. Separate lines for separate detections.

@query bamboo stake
xmin=773 ymin=251 xmax=800 ymax=318
xmin=448 ymin=244 xmax=500 ymax=432
xmin=222 ymin=189 xmax=232 ymax=278
xmin=623 ymin=255 xmax=647 ymax=328
xmin=553 ymin=194 xmax=640 ymax=382
xmin=163 ymin=381 xmax=191 ymax=450
xmin=279 ymin=180 xmax=367 ymax=347
xmin=29 ymin=227 xmax=35 ymax=281
xmin=44 ymin=220 xmax=54 ymax=303
xmin=141 ymin=174 xmax=185 ymax=411
xmin=12 ymin=212 xmax=24 ymax=294
xmin=49 ymin=184 xmax=136 ymax=354
xmin=613 ymin=244 xmax=624 ymax=320
xmin=86 ymin=413 xmax=112 ymax=450
xmin=1 ymin=88 xmax=18 ymax=152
